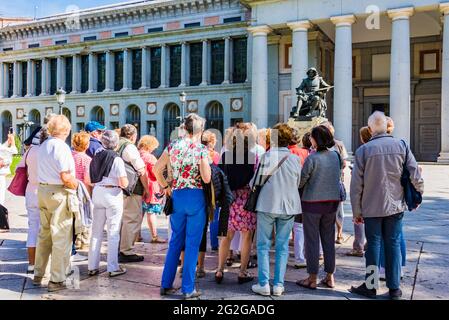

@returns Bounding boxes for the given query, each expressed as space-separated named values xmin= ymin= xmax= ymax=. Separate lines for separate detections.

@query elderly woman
xmin=297 ymin=125 xmax=343 ymax=290
xmin=154 ymin=113 xmax=211 ymax=299
xmin=88 ymin=130 xmax=129 ymax=278
xmin=251 ymin=123 xmax=302 ymax=297
xmin=0 ymin=132 xmax=18 ymax=205
xmin=33 ymin=115 xmax=78 ymax=292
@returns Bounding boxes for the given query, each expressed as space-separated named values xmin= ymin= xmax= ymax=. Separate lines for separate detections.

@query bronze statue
xmin=291 ymin=67 xmax=333 ymax=119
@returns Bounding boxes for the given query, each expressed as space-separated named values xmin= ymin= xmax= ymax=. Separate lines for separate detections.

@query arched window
xmin=29 ymin=109 xmax=41 ymax=135
xmin=126 ymin=105 xmax=141 ymax=137
xmin=163 ymin=103 xmax=180 ymax=145
xmin=90 ymin=106 xmax=105 ymax=125
xmin=206 ymin=101 xmax=224 ymax=134
xmin=1 ymin=111 xmax=12 ymax=142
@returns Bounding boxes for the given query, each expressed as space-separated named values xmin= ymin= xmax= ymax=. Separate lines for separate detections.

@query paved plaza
xmin=0 ymin=165 xmax=448 ymax=300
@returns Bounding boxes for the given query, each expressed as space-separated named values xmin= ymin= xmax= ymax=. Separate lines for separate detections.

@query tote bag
xmin=7 ymin=151 xmax=29 ymax=197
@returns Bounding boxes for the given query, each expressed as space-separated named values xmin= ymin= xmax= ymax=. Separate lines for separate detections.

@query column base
xmin=159 ymin=85 xmax=167 ymax=89
xmin=120 ymin=88 xmax=130 ymax=92
xmin=39 ymin=93 xmax=48 ymax=97
xmin=139 ymin=86 xmax=148 ymax=90
xmin=222 ymin=80 xmax=230 ymax=85
xmin=25 ymin=94 xmax=34 ymax=98
xmin=103 ymin=89 xmax=113 ymax=93
xmin=199 ymin=82 xmax=208 ymax=87
xmin=11 ymin=95 xmax=18 ymax=99
xmin=70 ymin=91 xmax=78 ymax=95
xmin=178 ymin=83 xmax=186 ymax=88
xmin=437 ymin=152 xmax=449 ymax=164
xmin=86 ymin=90 xmax=97 ymax=94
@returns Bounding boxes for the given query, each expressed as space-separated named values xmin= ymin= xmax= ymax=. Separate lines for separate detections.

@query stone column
xmin=104 ymin=51 xmax=113 ymax=92
xmin=200 ymin=39 xmax=208 ymax=86
xmin=140 ymin=47 xmax=148 ymax=90
xmin=223 ymin=36 xmax=231 ymax=84
xmin=56 ymin=56 xmax=65 ymax=90
xmin=160 ymin=44 xmax=167 ymax=88
xmin=331 ymin=14 xmax=356 ymax=154
xmin=122 ymin=49 xmax=132 ymax=91
xmin=0 ymin=62 xmax=4 ymax=98
xmin=439 ymin=3 xmax=449 ymax=163
xmin=246 ymin=34 xmax=252 ymax=83
xmin=40 ymin=58 xmax=49 ymax=96
xmin=388 ymin=7 xmax=414 ymax=143
xmin=248 ymin=25 xmax=272 ymax=128
xmin=180 ymin=42 xmax=187 ymax=87
xmin=288 ymin=20 xmax=312 ymax=97
xmin=26 ymin=60 xmax=34 ymax=97
xmin=12 ymin=61 xmax=20 ymax=98
xmin=71 ymin=54 xmax=80 ymax=94
xmin=87 ymin=52 xmax=96 ymax=93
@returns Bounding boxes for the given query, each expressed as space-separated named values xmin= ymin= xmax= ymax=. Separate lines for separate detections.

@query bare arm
xmin=154 ymin=151 xmax=171 ymax=196
xmin=118 ymin=176 xmax=129 ymax=189
xmin=199 ymin=157 xmax=211 ymax=184
xmin=60 ymin=171 xmax=79 ymax=190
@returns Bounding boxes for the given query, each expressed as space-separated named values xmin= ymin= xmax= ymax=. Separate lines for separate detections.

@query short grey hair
xmin=101 ymin=130 xmax=120 ymax=150
xmin=368 ymin=111 xmax=388 ymax=134
xmin=184 ymin=113 xmax=205 ymax=135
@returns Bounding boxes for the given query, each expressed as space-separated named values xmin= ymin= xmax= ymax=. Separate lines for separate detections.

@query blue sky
xmin=0 ymin=0 xmax=130 ymax=19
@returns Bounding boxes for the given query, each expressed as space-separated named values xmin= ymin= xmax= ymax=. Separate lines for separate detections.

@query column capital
xmin=330 ymin=14 xmax=356 ymax=26
xmin=248 ymin=25 xmax=272 ymax=36
xmin=201 ymin=39 xmax=208 ymax=43
xmin=440 ymin=3 xmax=449 ymax=15
xmin=387 ymin=7 xmax=414 ymax=21
xmin=287 ymin=20 xmax=312 ymax=32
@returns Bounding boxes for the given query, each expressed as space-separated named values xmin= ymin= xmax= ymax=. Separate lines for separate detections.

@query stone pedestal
xmin=287 ymin=116 xmax=328 ymax=143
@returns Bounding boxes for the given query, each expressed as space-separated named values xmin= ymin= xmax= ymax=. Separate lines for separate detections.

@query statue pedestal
xmin=287 ymin=116 xmax=328 ymax=140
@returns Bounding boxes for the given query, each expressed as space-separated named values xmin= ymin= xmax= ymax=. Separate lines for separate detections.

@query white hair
xmin=368 ymin=111 xmax=387 ymax=134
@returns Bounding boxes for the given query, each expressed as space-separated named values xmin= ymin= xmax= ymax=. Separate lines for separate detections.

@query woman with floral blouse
xmin=154 ymin=114 xmax=211 ymax=300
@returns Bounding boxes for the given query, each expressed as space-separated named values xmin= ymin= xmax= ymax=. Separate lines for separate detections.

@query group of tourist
xmin=5 ymin=107 xmax=423 ymax=300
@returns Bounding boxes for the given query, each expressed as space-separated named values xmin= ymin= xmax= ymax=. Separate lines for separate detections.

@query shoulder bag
xmin=7 ymin=151 xmax=29 ymax=197
xmin=244 ymin=154 xmax=289 ymax=213
xmin=400 ymin=140 xmax=422 ymax=211
xmin=118 ymin=142 xmax=144 ymax=197
xmin=334 ymin=151 xmax=347 ymax=202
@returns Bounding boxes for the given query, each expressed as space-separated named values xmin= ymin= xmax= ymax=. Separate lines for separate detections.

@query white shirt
xmin=0 ymin=141 xmax=18 ymax=176
xmin=121 ymin=142 xmax=145 ymax=172
xmin=38 ymin=137 xmax=75 ymax=184
xmin=95 ymin=157 xmax=127 ymax=187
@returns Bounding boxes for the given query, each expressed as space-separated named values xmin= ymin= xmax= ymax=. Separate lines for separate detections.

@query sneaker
xmin=118 ymin=253 xmax=144 ymax=263
xmin=379 ymin=267 xmax=386 ymax=281
xmin=71 ymin=253 xmax=88 ymax=262
xmin=389 ymin=288 xmax=403 ymax=300
xmin=251 ymin=283 xmax=271 ymax=296
xmin=160 ymin=287 xmax=177 ymax=296
xmin=183 ymin=289 xmax=202 ymax=300
xmin=88 ymin=269 xmax=100 ymax=277
xmin=294 ymin=262 xmax=307 ymax=269
xmin=32 ymin=276 xmax=43 ymax=286
xmin=109 ymin=266 xmax=127 ymax=278
xmin=272 ymin=284 xmax=285 ymax=296
xmin=47 ymin=281 xmax=66 ymax=292
xmin=349 ymin=283 xmax=377 ymax=299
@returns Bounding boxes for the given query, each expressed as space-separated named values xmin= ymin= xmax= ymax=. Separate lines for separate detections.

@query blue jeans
xmin=379 ymin=227 xmax=406 ymax=268
xmin=256 ymin=213 xmax=295 ymax=287
xmin=364 ymin=212 xmax=404 ymax=290
xmin=209 ymin=207 xmax=220 ymax=249
xmin=161 ymin=189 xmax=206 ymax=294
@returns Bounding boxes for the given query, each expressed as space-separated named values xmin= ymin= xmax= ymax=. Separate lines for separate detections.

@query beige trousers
xmin=119 ymin=195 xmax=143 ymax=255
xmin=34 ymin=184 xmax=73 ymax=283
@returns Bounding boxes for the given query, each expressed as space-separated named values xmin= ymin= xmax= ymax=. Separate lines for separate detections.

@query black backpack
xmin=0 ymin=204 xmax=9 ymax=231
xmin=117 ymin=141 xmax=145 ymax=197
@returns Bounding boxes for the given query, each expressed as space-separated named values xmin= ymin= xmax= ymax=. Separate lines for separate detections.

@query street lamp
xmin=20 ymin=112 xmax=34 ymax=154
xmin=179 ymin=91 xmax=187 ymax=121
xmin=56 ymin=87 xmax=66 ymax=115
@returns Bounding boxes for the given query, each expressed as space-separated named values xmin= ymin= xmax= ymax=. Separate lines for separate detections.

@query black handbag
xmin=400 ymin=140 xmax=422 ymax=211
xmin=0 ymin=204 xmax=9 ymax=231
xmin=164 ymin=195 xmax=173 ymax=216
xmin=244 ymin=155 xmax=289 ymax=212
xmin=118 ymin=142 xmax=144 ymax=197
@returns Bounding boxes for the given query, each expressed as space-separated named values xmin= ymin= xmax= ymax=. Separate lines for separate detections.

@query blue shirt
xmin=86 ymin=137 xmax=104 ymax=158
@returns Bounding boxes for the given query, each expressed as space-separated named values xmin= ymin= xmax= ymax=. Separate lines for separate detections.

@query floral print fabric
xmin=228 ymin=186 xmax=257 ymax=232
xmin=166 ymin=138 xmax=208 ymax=190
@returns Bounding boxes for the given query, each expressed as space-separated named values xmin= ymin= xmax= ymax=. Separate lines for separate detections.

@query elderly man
xmin=349 ymin=111 xmax=424 ymax=300
xmin=117 ymin=124 xmax=149 ymax=263
xmin=85 ymin=121 xmax=106 ymax=158
xmin=33 ymin=115 xmax=79 ymax=292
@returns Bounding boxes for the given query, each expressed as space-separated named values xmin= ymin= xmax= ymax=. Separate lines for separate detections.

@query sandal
xmin=215 ymin=270 xmax=224 ymax=284
xmin=247 ymin=261 xmax=258 ymax=269
xmin=237 ymin=271 xmax=254 ymax=284
xmin=226 ymin=257 xmax=234 ymax=267
xmin=296 ymin=278 xmax=317 ymax=290
xmin=88 ymin=269 xmax=100 ymax=277
xmin=109 ymin=266 xmax=127 ymax=278
xmin=196 ymin=268 xmax=206 ymax=278
xmin=319 ymin=277 xmax=335 ymax=289
xmin=335 ymin=236 xmax=344 ymax=244
xmin=151 ymin=236 xmax=168 ymax=244
xmin=346 ymin=249 xmax=364 ymax=257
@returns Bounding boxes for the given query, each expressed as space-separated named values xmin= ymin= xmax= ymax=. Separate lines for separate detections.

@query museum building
xmin=0 ymin=0 xmax=448 ymax=162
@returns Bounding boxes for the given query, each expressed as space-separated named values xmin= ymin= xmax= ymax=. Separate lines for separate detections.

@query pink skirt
xmin=228 ymin=186 xmax=257 ymax=232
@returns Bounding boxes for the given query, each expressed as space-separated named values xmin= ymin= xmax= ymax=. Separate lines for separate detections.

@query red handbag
xmin=7 ymin=151 xmax=29 ymax=197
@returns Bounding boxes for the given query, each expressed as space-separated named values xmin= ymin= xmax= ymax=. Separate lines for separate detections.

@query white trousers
xmin=0 ymin=175 xmax=6 ymax=205
xmin=25 ymin=185 xmax=40 ymax=247
xmin=293 ymin=222 xmax=306 ymax=264
xmin=88 ymin=186 xmax=123 ymax=273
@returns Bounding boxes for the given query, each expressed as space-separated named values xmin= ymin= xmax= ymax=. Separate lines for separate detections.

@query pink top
xmin=23 ymin=145 xmax=39 ymax=187
xmin=72 ymin=151 xmax=92 ymax=183
xmin=140 ymin=150 xmax=162 ymax=204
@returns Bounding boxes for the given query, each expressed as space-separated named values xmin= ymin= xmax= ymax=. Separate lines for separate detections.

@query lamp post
xmin=179 ymin=91 xmax=187 ymax=122
xmin=20 ymin=112 xmax=34 ymax=154
xmin=56 ymin=87 xmax=66 ymax=115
